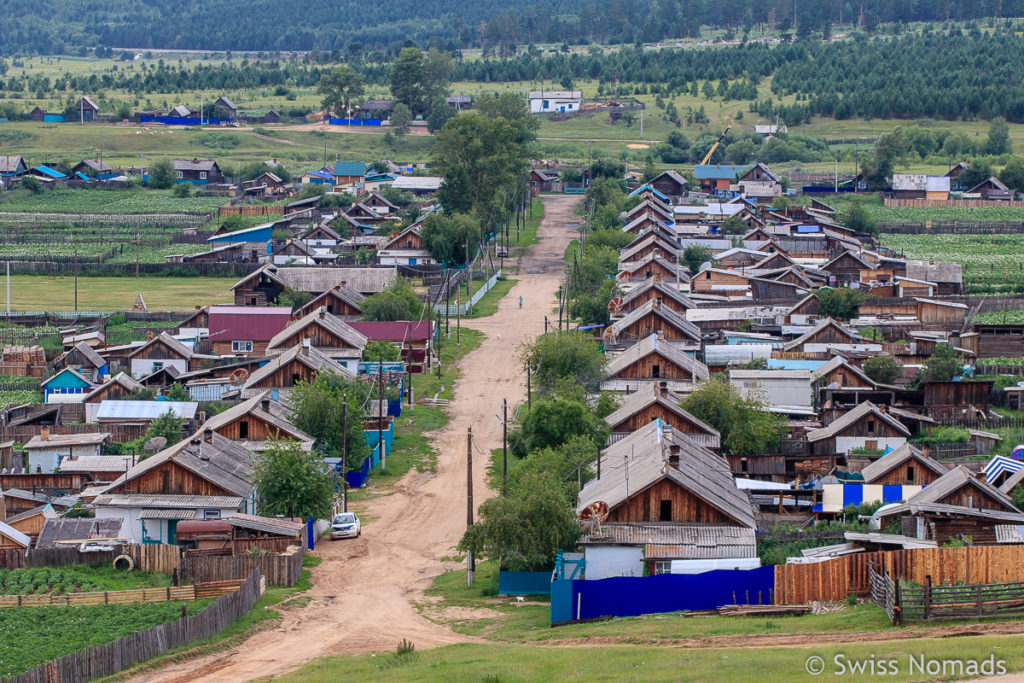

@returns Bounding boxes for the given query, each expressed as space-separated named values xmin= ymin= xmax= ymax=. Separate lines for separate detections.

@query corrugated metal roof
xmin=229 ymin=513 xmax=303 ymax=536
xmin=57 ymin=455 xmax=135 ymax=473
xmin=140 ymin=508 xmax=197 ymax=519
xmin=0 ymin=521 xmax=31 ymax=548
xmin=24 ymin=432 xmax=110 ymax=449
xmin=994 ymin=525 xmax=1024 ymax=544
xmin=347 ymin=321 xmax=432 ymax=343
xmin=93 ymin=493 xmax=243 ymax=508
xmin=392 ymin=176 xmax=442 ymax=191
xmin=693 ymin=164 xmax=748 ymax=180
xmin=579 ymin=523 xmax=756 ymax=559
xmin=35 ymin=518 xmax=123 ymax=548
xmin=333 ymin=161 xmax=366 ymax=177
xmin=208 ymin=306 xmax=292 ymax=342
xmin=96 ymin=401 xmax=198 ymax=420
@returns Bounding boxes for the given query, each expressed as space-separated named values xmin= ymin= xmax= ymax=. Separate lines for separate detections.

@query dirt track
xmin=129 ymin=195 xmax=581 ymax=683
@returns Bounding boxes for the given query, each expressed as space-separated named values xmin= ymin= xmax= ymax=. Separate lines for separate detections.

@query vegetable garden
xmin=880 ymin=233 xmax=1024 ymax=294
xmin=0 ymin=566 xmax=171 ymax=596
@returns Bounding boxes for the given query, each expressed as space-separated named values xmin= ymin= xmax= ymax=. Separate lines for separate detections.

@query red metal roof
xmin=208 ymin=306 xmax=292 ymax=341
xmin=347 ymin=321 xmax=433 ymax=342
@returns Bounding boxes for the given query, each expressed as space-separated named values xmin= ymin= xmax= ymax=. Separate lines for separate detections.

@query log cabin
xmin=296 ymin=284 xmax=366 ymax=319
xmin=604 ymin=383 xmax=720 ymax=449
xmin=238 ymin=343 xmax=355 ymax=398
xmin=199 ymin=393 xmax=314 ymax=451
xmin=602 ymin=334 xmax=709 ymax=392
xmin=577 ymin=419 xmax=756 ymax=577
xmin=617 ymin=252 xmax=687 ymax=283
xmin=647 ymin=170 xmax=689 ymax=203
xmin=265 ymin=308 xmax=367 ymax=366
xmin=380 ymin=224 xmax=426 ymax=251
xmin=806 ymin=401 xmax=910 ymax=457
xmin=618 ymin=234 xmax=681 ymax=264
xmin=208 ymin=305 xmax=292 ymax=357
xmin=622 ymin=214 xmax=672 ymax=237
xmin=622 ymin=225 xmax=679 ymax=253
xmin=607 ymin=299 xmax=702 ymax=348
xmin=82 ymin=372 xmax=144 ymax=405
xmin=125 ymin=333 xmax=195 ymax=377
xmin=615 ymin=276 xmax=696 ymax=316
xmin=877 ymin=466 xmax=1024 ymax=545
xmin=231 ymin=264 xmax=397 ymax=305
xmin=858 ymin=443 xmax=949 ymax=486
xmin=624 ymin=198 xmax=674 ymax=226
xmin=782 ymin=317 xmax=869 ymax=354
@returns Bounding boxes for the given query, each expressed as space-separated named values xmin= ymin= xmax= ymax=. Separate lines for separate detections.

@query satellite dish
xmin=229 ymin=368 xmax=249 ymax=386
xmin=578 ymin=501 xmax=609 ymax=535
xmin=607 ymin=296 xmax=624 ymax=314
xmin=143 ymin=436 xmax=167 ymax=454
xmin=602 ymin=326 xmax=617 ymax=342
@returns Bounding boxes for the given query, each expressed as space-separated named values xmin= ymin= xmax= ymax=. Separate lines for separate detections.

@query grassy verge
xmin=348 ymin=328 xmax=485 ymax=502
xmin=278 ymin=636 xmax=1024 ymax=682
xmin=5 ymin=275 xmax=237 ymax=310
xmin=466 ymin=277 xmax=518 ymax=319
xmin=508 ymin=197 xmax=545 ymax=250
xmin=104 ymin=554 xmax=321 ymax=682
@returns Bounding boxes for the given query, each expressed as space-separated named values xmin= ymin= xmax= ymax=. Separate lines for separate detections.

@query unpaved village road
xmin=132 ymin=195 xmax=581 ymax=682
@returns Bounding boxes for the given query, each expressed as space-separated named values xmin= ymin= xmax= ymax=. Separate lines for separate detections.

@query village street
xmin=132 ymin=194 xmax=581 ymax=682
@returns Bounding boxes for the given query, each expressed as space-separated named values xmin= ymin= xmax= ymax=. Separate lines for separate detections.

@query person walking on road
xmin=518 ymin=295 xmax=523 ymax=309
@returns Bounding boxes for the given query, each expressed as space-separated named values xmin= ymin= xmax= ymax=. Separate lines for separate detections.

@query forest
xmin=1 ymin=0 xmax=1024 ymax=55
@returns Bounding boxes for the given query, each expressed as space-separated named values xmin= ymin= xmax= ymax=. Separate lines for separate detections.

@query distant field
xmin=0 ymin=187 xmax=226 ymax=214
xmin=881 ymin=233 xmax=1024 ymax=295
xmin=832 ymin=198 xmax=1024 ymax=224
xmin=5 ymin=275 xmax=237 ymax=311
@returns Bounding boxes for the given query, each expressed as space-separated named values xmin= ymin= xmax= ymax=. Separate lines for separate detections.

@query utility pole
xmin=135 ymin=232 xmax=140 ymax=278
xmin=597 ymin=443 xmax=601 ymax=480
xmin=74 ymin=249 xmax=78 ymax=314
xmin=526 ymin=361 xmax=531 ymax=408
xmin=378 ymin=363 xmax=385 ymax=470
xmin=456 ymin=291 xmax=461 ymax=345
xmin=465 ymin=238 xmax=471 ymax=297
xmin=466 ymin=425 xmax=475 ymax=588
xmin=342 ymin=396 xmax=348 ymax=512
xmin=502 ymin=398 xmax=508 ymax=495
xmin=6 ymin=260 xmax=9 ymax=317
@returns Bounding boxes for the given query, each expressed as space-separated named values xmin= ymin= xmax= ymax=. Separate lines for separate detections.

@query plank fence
xmin=879 ymin=221 xmax=1024 ymax=234
xmin=884 ymin=198 xmax=1024 ymax=209
xmin=868 ymin=564 xmax=1024 ymax=624
xmin=1 ymin=569 xmax=264 ymax=683
xmin=775 ymin=545 xmax=1024 ymax=605
xmin=179 ymin=545 xmax=303 ymax=586
xmin=0 ymin=544 xmax=181 ymax=574
xmin=0 ymin=578 xmax=242 ymax=607
xmin=218 ymin=205 xmax=285 ymax=217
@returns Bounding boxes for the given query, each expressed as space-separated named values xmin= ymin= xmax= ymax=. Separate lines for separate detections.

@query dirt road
xmin=131 ymin=195 xmax=580 ymax=683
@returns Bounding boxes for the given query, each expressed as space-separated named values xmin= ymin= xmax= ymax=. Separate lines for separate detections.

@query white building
xmin=24 ymin=430 xmax=110 ymax=473
xmin=528 ymin=90 xmax=583 ymax=114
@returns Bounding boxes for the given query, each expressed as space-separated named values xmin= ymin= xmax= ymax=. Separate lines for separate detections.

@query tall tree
xmin=420 ymin=212 xmax=480 ymax=265
xmin=289 ymin=373 xmax=372 ymax=466
xmin=253 ymin=440 xmax=337 ymax=520
xmin=681 ymin=375 xmax=787 ymax=455
xmin=389 ymin=102 xmax=413 ymax=137
xmin=317 ymin=65 xmax=364 ymax=115
xmin=390 ymin=47 xmax=429 ymax=116
xmin=985 ymin=118 xmax=1012 ymax=156
xmin=476 ymin=92 xmax=539 ymax=145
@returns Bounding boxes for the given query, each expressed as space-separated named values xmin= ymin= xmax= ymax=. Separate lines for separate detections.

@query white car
xmin=330 ymin=512 xmax=361 ymax=540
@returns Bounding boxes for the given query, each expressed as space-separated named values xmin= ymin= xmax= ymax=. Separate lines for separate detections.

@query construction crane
xmin=698 ymin=125 xmax=731 ymax=166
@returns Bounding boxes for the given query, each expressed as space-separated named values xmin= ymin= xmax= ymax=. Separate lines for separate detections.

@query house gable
xmin=608 ymin=477 xmax=736 ymax=524
xmin=104 ymin=459 xmax=234 ymax=497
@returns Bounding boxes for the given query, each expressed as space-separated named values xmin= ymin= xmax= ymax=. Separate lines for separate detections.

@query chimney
xmin=977 ymin=471 xmax=988 ymax=485
xmin=203 ymin=428 xmax=213 ymax=444
xmin=40 ymin=426 xmax=50 ymax=442
xmin=658 ymin=381 xmax=668 ymax=397
xmin=878 ymin=404 xmax=887 ymax=414
xmin=192 ymin=157 xmax=199 ymax=164
xmin=922 ymin=445 xmax=930 ymax=459
xmin=146 ymin=330 xmax=154 ymax=341
xmin=653 ymin=299 xmax=661 ymax=310
xmin=261 ymin=397 xmax=271 ymax=413
xmin=303 ymin=338 xmax=312 ymax=351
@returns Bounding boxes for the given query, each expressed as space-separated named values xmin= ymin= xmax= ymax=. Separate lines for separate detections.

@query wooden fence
xmin=218 ymin=205 xmax=285 ymax=217
xmin=0 ymin=211 xmax=212 ymax=229
xmin=2 ymin=569 xmax=263 ymax=683
xmin=775 ymin=546 xmax=1024 ymax=605
xmin=0 ymin=578 xmax=243 ymax=607
xmin=879 ymin=221 xmax=1024 ymax=234
xmin=869 ymin=564 xmax=1024 ymax=624
xmin=0 ymin=544 xmax=180 ymax=575
xmin=884 ymin=198 xmax=1024 ymax=209
xmin=179 ymin=545 xmax=303 ymax=586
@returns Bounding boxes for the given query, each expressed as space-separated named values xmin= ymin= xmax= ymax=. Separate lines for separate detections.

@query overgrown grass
xmin=466 ymin=277 xmax=517 ymax=319
xmin=348 ymin=328 xmax=485 ymax=501
xmin=5 ymin=275 xmax=236 ymax=311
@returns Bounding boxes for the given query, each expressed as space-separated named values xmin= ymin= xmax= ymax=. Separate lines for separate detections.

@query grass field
xmin=4 ymin=275 xmax=236 ymax=310
xmin=833 ymin=196 xmax=1024 ymax=224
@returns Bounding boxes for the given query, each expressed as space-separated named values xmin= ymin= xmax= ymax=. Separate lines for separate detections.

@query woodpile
xmin=718 ymin=604 xmax=812 ymax=617
xmin=2 ymin=345 xmax=45 ymax=364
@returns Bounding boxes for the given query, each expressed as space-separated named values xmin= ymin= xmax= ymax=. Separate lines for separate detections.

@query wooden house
xmin=237 ymin=343 xmax=354 ymax=398
xmin=75 ymin=96 xmax=100 ymax=121
xmin=40 ymin=368 xmax=95 ymax=404
xmin=93 ymin=430 xmax=257 ymax=544
xmin=54 ymin=342 xmax=109 ymax=383
xmin=966 ymin=320 xmax=1024 ymax=358
xmin=617 ymin=252 xmax=687 ymax=283
xmin=241 ymin=171 xmax=287 ymax=198
xmin=968 ymin=177 xmax=1013 ymax=201
xmin=604 ymin=383 xmax=720 ymax=448
xmin=823 ymin=251 xmax=878 ymax=286
xmin=782 ymin=318 xmax=867 ymax=353
xmin=271 ymin=239 xmax=337 ymax=265
xmin=624 ymin=199 xmax=674 ymax=226
xmin=622 ymin=214 xmax=672 ymax=237
xmin=172 ymin=159 xmax=224 ymax=185
xmin=82 ymin=372 xmax=144 ymax=405
xmin=922 ymin=381 xmax=993 ymax=420
xmin=648 ymin=170 xmax=689 ymax=203
xmin=208 ymin=305 xmax=292 ymax=357
xmin=623 ymin=225 xmax=679 ymax=253
xmin=345 ymin=202 xmax=389 ymax=227
xmin=296 ymin=284 xmax=365 ymax=319
xmin=877 ymin=467 xmax=1024 ymax=545
xmin=786 ymin=293 xmax=820 ymax=325
xmin=362 ymin=192 xmax=398 ymax=215
xmin=607 ymin=299 xmax=702 ymax=347
xmin=577 ymin=420 xmax=755 ymax=577
xmin=6 ymin=504 xmax=58 ymax=545
xmin=618 ymin=234 xmax=681 ymax=264
xmin=0 ymin=521 xmax=30 ymax=550
xmin=858 ymin=443 xmax=949 ymax=486
xmin=915 ymin=298 xmax=966 ymax=328
xmin=200 ymin=393 xmax=314 ymax=450
xmin=126 ymin=333 xmax=194 ymax=377
xmin=24 ymin=430 xmax=110 ymax=473
xmin=689 ymin=268 xmax=752 ymax=295
xmin=332 ymin=161 xmax=365 ymax=186
xmin=298 ymin=224 xmax=345 ymax=248
xmin=265 ymin=308 xmax=367 ymax=367
xmin=529 ymin=169 xmax=554 ymax=192
xmin=615 ymin=276 xmax=696 ymax=315
xmin=602 ymin=335 xmax=709 ymax=391
xmin=806 ymin=402 xmax=910 ymax=456
xmin=380 ymin=224 xmax=425 ymax=252
xmin=693 ymin=164 xmax=745 ymax=193
xmin=348 ymin=321 xmax=433 ymax=366
xmin=231 ymin=264 xmax=397 ymax=305
xmin=71 ymin=158 xmax=115 ymax=178
xmin=736 ymin=163 xmax=781 ymax=199
xmin=892 ymin=174 xmax=950 ymax=200
xmin=906 ymin=261 xmax=962 ymax=296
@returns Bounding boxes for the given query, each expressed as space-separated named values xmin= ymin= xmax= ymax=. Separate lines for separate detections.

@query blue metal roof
xmin=32 ymin=165 xmax=66 ymax=179
xmin=74 ymin=172 xmax=91 ymax=180
xmin=208 ymin=223 xmax=274 ymax=242
xmin=628 ymin=184 xmax=668 ymax=201
xmin=796 ymin=224 xmax=821 ymax=233
xmin=333 ymin=161 xmax=366 ymax=177
xmin=693 ymin=164 xmax=747 ymax=180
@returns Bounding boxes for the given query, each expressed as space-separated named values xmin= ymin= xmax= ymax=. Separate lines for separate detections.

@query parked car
xmin=330 ymin=512 xmax=361 ymax=540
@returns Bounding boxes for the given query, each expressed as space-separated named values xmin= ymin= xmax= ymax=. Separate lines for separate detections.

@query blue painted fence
xmin=551 ymin=567 xmax=775 ymax=624
xmin=328 ymin=118 xmax=383 ymax=126
xmin=43 ymin=114 xmax=66 ymax=123
xmin=498 ymin=571 xmax=552 ymax=596
xmin=139 ymin=116 xmax=231 ymax=126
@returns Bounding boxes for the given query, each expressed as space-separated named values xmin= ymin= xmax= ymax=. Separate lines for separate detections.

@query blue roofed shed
xmin=41 ymin=368 xmax=94 ymax=404
xmin=30 ymin=165 xmax=67 ymax=180
xmin=333 ymin=162 xmax=366 ymax=183
xmin=208 ymin=223 xmax=275 ymax=254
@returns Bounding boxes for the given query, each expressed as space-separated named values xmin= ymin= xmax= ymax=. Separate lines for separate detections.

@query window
xmin=659 ymin=500 xmax=672 ymax=522
xmin=706 ymin=271 xmax=711 ymax=279
xmin=176 ymin=171 xmax=183 ymax=179
xmin=867 ymin=419 xmax=875 ymax=433
xmin=652 ymin=364 xmax=660 ymax=378
xmin=238 ymin=420 xmax=249 ymax=439
xmin=906 ymin=465 xmax=915 ymax=482
xmin=232 ymin=340 xmax=253 ymax=353
xmin=200 ymin=171 xmax=207 ymax=180
xmin=653 ymin=561 xmax=672 ymax=575
xmin=153 ymin=362 xmax=164 ymax=371
xmin=203 ymin=509 xmax=221 ymax=520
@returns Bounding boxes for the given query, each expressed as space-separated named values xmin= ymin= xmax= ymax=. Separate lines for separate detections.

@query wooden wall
xmin=868 ymin=460 xmax=945 ymax=486
xmin=611 ymin=402 xmax=708 ymax=437
xmin=247 ymin=358 xmax=321 ymax=389
xmin=618 ymin=313 xmax=689 ymax=341
xmin=608 ymin=478 xmax=734 ymax=524
xmin=625 ymin=287 xmax=687 ymax=312
xmin=211 ymin=341 xmax=271 ymax=357
xmin=107 ymin=460 xmax=233 ymax=497
xmin=611 ymin=351 xmax=695 ymax=381
xmin=834 ymin=413 xmax=906 ymax=440
xmin=271 ymin=323 xmax=355 ymax=351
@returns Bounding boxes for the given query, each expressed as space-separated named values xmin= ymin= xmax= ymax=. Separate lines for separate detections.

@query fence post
xmin=924 ymin=575 xmax=931 ymax=620
xmin=894 ymin=578 xmax=901 ymax=626
xmin=977 ymin=583 xmax=984 ymax=617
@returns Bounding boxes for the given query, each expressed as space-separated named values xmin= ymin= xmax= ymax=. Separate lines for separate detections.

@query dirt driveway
xmin=131 ymin=195 xmax=581 ymax=683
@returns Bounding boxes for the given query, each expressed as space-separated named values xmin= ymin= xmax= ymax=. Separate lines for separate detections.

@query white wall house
xmin=528 ymin=90 xmax=583 ymax=114
xmin=92 ymin=494 xmax=248 ymax=544
xmin=24 ymin=432 xmax=109 ymax=473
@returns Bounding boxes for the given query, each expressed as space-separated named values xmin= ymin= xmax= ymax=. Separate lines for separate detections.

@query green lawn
xmin=466 ymin=277 xmax=517 ymax=319
xmin=5 ymin=275 xmax=237 ymax=311
xmin=0 ymin=187 xmax=226 ymax=214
